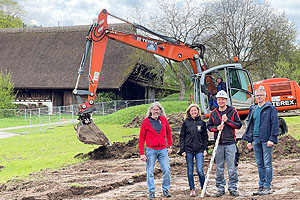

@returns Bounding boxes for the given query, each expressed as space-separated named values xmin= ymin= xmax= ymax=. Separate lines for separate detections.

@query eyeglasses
xmin=255 ymin=94 xmax=265 ymax=97
xmin=151 ymin=109 xmax=161 ymax=111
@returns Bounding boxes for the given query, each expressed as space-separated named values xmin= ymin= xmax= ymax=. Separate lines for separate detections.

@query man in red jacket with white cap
xmin=139 ymin=101 xmax=173 ymax=200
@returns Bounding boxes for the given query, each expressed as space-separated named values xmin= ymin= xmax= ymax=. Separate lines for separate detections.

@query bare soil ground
xmin=0 ymin=133 xmax=300 ymax=200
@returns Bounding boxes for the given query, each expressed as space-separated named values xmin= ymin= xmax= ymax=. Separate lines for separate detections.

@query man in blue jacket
xmin=242 ymin=86 xmax=279 ymax=196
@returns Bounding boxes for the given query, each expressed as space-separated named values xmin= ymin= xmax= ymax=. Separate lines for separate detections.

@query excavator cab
xmin=196 ymin=63 xmax=255 ymax=118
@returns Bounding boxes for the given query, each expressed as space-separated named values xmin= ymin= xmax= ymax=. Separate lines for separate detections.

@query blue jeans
xmin=146 ymin=147 xmax=170 ymax=193
xmin=215 ymin=144 xmax=238 ymax=192
xmin=253 ymin=136 xmax=273 ymax=189
xmin=186 ymin=152 xmax=205 ymax=190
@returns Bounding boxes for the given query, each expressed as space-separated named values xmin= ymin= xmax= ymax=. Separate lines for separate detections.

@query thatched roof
xmin=0 ymin=24 xmax=148 ymax=90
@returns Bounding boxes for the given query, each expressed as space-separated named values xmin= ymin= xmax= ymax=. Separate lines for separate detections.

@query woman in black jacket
xmin=179 ymin=104 xmax=209 ymax=197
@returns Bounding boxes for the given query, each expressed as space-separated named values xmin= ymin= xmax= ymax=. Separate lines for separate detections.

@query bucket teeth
xmin=76 ymin=122 xmax=112 ymax=146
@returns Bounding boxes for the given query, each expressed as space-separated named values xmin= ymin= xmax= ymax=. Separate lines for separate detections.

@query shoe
xmin=259 ymin=187 xmax=273 ymax=195
xmin=190 ymin=190 xmax=196 ymax=197
xmin=216 ymin=190 xmax=225 ymax=197
xmin=229 ymin=190 xmax=239 ymax=197
xmin=163 ymin=190 xmax=171 ymax=197
xmin=199 ymin=190 xmax=210 ymax=197
xmin=253 ymin=186 xmax=264 ymax=196
xmin=148 ymin=192 xmax=155 ymax=199
xmin=204 ymin=190 xmax=210 ymax=196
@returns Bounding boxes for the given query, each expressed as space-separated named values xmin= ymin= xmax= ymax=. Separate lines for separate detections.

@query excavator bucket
xmin=75 ymin=122 xmax=112 ymax=146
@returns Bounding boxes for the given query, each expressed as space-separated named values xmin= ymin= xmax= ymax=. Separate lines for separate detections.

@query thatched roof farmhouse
xmin=0 ymin=24 xmax=164 ymax=107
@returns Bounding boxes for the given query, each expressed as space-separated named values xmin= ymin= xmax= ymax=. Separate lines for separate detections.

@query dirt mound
xmin=75 ymin=137 xmax=140 ymax=160
xmin=76 ymin=132 xmax=182 ymax=160
xmin=167 ymin=112 xmax=185 ymax=128
xmin=123 ymin=115 xmax=146 ymax=128
xmin=123 ymin=112 xmax=185 ymax=128
xmin=273 ymin=134 xmax=300 ymax=159
xmin=238 ymin=134 xmax=300 ymax=161
xmin=79 ymin=129 xmax=299 ymax=162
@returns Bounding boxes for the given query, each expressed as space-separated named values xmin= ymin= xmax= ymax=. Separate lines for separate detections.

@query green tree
xmin=131 ymin=0 xmax=208 ymax=100
xmin=203 ymin=0 xmax=297 ymax=80
xmin=129 ymin=0 xmax=297 ymax=97
xmin=273 ymin=49 xmax=300 ymax=83
xmin=0 ymin=69 xmax=16 ymax=110
xmin=153 ymin=0 xmax=208 ymax=100
xmin=94 ymin=91 xmax=122 ymax=103
xmin=0 ymin=0 xmax=24 ymax=28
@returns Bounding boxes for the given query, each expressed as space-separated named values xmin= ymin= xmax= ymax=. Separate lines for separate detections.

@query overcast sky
xmin=17 ymin=0 xmax=300 ymax=42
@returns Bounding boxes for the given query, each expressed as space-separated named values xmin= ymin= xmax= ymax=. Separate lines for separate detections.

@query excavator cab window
xmin=199 ymin=64 xmax=254 ymax=114
xmin=228 ymin=68 xmax=254 ymax=110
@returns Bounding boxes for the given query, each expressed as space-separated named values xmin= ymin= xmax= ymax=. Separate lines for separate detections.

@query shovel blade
xmin=76 ymin=122 xmax=112 ymax=146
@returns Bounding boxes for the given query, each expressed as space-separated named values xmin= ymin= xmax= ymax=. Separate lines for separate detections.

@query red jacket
xmin=139 ymin=116 xmax=172 ymax=155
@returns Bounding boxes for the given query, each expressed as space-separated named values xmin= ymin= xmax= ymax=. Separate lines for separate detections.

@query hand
xmin=203 ymin=150 xmax=207 ymax=157
xmin=267 ymin=141 xmax=274 ymax=147
xmin=222 ymin=114 xmax=228 ymax=122
xmin=140 ymin=155 xmax=147 ymax=162
xmin=217 ymin=124 xmax=224 ymax=131
xmin=247 ymin=143 xmax=252 ymax=150
xmin=167 ymin=148 xmax=172 ymax=154
xmin=182 ymin=152 xmax=186 ymax=157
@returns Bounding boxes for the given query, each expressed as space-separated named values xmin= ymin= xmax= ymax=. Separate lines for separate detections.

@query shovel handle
xmin=200 ymin=121 xmax=224 ymax=198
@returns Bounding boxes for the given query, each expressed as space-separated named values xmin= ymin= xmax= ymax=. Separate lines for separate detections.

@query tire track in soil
xmin=1 ymin=134 xmax=300 ymax=199
xmin=46 ymin=167 xmax=163 ymax=200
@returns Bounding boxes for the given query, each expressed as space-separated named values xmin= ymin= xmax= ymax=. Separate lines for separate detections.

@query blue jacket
xmin=217 ymin=81 xmax=226 ymax=92
xmin=242 ymin=101 xmax=279 ymax=144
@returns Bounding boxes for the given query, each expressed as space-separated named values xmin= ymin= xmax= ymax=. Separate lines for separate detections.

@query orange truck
xmin=73 ymin=9 xmax=299 ymax=145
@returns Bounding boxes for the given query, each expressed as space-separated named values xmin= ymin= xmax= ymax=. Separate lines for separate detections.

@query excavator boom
xmin=73 ymin=9 xmax=206 ymax=145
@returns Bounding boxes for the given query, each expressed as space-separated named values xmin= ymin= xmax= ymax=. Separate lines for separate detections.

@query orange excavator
xmin=73 ymin=9 xmax=300 ymax=145
xmin=72 ymin=9 xmax=208 ymax=145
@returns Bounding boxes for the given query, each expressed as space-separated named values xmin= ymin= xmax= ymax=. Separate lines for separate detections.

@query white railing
xmin=0 ymin=97 xmax=188 ymax=135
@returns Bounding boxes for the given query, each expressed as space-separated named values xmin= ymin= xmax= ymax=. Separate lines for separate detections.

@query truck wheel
xmin=278 ymin=117 xmax=288 ymax=135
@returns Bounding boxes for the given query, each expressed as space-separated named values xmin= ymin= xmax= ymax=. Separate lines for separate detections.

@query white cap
xmin=216 ymin=90 xmax=228 ymax=99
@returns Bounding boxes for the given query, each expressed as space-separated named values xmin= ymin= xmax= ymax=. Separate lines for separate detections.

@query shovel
xmin=200 ymin=121 xmax=224 ymax=198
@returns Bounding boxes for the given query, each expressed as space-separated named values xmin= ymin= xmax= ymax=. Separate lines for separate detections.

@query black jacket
xmin=179 ymin=116 xmax=208 ymax=154
xmin=207 ymin=106 xmax=242 ymax=145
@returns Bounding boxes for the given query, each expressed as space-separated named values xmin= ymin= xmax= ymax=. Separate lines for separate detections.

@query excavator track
xmin=75 ymin=122 xmax=112 ymax=146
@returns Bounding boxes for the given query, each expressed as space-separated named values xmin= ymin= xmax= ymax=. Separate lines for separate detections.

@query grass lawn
xmin=0 ymin=115 xmax=28 ymax=128
xmin=283 ymin=116 xmax=300 ymax=140
xmin=0 ymin=114 xmax=74 ymax=129
xmin=93 ymin=101 xmax=189 ymax=125
xmin=0 ymin=123 xmax=139 ymax=183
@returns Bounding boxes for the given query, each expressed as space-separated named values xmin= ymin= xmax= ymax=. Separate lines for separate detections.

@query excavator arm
xmin=73 ymin=9 xmax=207 ymax=145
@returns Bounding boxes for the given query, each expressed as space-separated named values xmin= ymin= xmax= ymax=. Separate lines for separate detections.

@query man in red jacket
xmin=139 ymin=102 xmax=173 ymax=200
